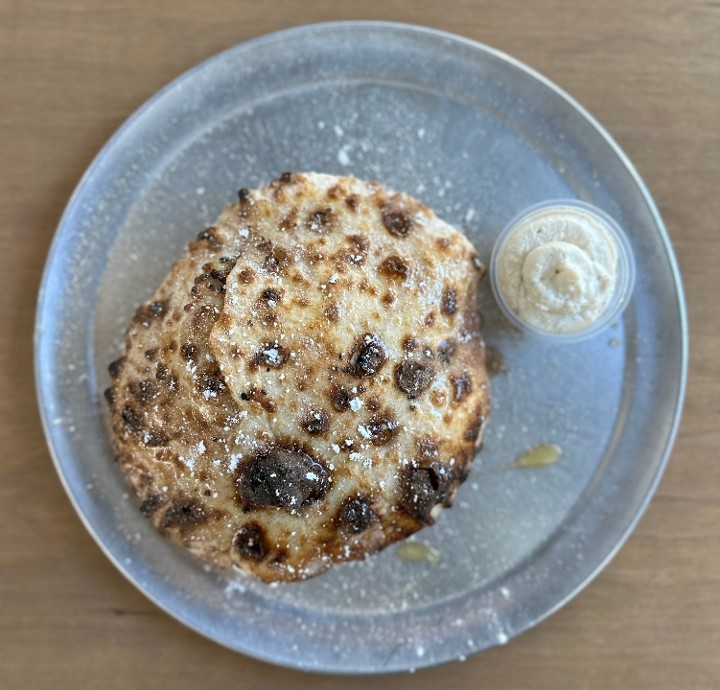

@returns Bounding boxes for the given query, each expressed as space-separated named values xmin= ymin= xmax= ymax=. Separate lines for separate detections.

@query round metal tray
xmin=35 ymin=22 xmax=687 ymax=673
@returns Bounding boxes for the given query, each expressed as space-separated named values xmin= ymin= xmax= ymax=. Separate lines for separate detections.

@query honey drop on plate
xmin=513 ymin=443 xmax=563 ymax=468
xmin=396 ymin=541 xmax=442 ymax=564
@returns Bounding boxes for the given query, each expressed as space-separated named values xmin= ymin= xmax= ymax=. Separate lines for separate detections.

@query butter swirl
xmin=496 ymin=208 xmax=618 ymax=334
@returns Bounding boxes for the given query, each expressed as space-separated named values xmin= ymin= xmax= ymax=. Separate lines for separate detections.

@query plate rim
xmin=34 ymin=20 xmax=688 ymax=673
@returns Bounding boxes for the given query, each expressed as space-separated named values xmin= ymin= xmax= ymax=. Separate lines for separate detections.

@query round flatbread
xmin=106 ymin=172 xmax=490 ymax=582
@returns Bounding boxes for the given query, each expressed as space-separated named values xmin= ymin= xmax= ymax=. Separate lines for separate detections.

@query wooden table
xmin=2 ymin=1 xmax=718 ymax=687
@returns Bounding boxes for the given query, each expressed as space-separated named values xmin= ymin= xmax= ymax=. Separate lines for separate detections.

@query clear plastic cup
xmin=489 ymin=200 xmax=636 ymax=343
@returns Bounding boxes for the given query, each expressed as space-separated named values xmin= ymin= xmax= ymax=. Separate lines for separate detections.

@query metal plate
xmin=35 ymin=22 xmax=687 ymax=673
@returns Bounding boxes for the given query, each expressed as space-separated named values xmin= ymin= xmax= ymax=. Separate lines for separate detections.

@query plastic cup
xmin=489 ymin=200 xmax=636 ymax=343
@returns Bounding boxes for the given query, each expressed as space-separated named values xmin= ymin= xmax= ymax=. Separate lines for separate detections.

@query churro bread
xmin=106 ymin=172 xmax=490 ymax=582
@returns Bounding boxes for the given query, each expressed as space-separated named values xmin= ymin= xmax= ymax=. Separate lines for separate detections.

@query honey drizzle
xmin=513 ymin=443 xmax=562 ymax=468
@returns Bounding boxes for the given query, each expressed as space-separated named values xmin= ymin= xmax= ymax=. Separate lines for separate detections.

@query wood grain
xmin=1 ymin=0 xmax=718 ymax=688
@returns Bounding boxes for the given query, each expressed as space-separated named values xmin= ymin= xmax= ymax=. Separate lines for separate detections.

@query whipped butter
xmin=495 ymin=205 xmax=620 ymax=334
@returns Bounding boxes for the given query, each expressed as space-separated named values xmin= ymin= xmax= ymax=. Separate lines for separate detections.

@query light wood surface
xmin=2 ymin=1 xmax=718 ymax=688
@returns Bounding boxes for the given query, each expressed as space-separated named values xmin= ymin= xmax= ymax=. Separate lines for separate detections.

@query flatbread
xmin=106 ymin=172 xmax=490 ymax=582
